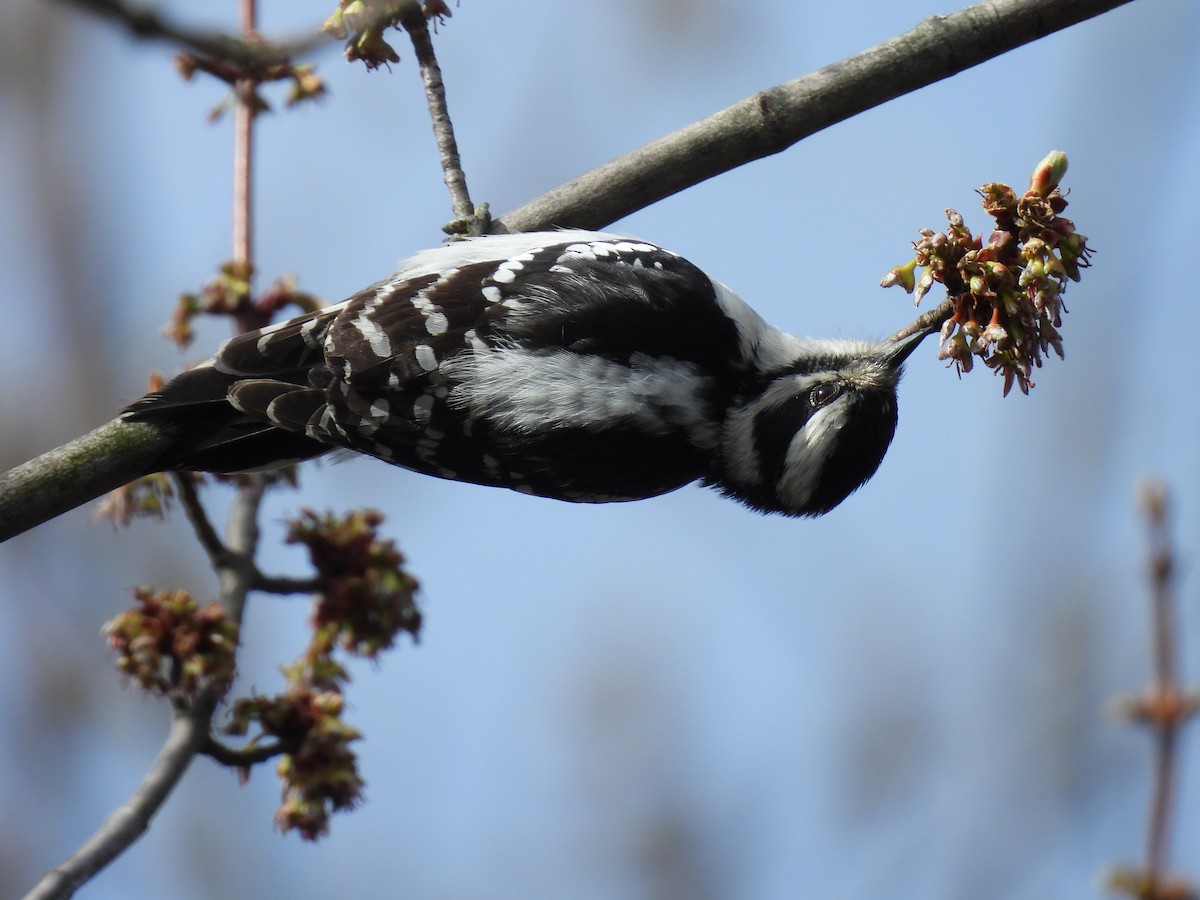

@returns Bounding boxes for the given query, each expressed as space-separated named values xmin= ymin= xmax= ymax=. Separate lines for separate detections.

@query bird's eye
xmin=809 ymin=383 xmax=841 ymax=408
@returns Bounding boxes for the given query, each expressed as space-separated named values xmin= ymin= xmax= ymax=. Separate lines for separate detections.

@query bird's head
xmin=715 ymin=327 xmax=931 ymax=516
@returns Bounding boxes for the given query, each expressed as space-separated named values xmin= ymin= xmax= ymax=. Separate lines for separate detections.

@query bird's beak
xmin=883 ymin=324 xmax=936 ymax=368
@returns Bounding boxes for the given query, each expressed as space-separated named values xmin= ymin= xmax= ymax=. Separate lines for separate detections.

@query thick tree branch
xmin=495 ymin=0 xmax=1136 ymax=233
xmin=0 ymin=419 xmax=173 ymax=542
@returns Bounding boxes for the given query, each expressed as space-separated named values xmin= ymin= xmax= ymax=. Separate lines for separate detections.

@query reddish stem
xmin=232 ymin=0 xmax=256 ymax=331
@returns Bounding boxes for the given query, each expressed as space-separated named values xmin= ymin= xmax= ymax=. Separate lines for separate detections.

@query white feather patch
xmin=441 ymin=348 xmax=719 ymax=448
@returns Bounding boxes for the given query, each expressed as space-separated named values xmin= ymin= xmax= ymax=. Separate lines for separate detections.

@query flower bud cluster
xmin=228 ymin=509 xmax=420 ymax=839
xmin=168 ymin=262 xmax=320 ymax=349
xmin=104 ymin=588 xmax=238 ymax=704
xmin=288 ymin=508 xmax=423 ymax=659
xmin=228 ymin=675 xmax=365 ymax=841
xmin=881 ymin=151 xmax=1092 ymax=395
xmin=324 ymin=1 xmax=453 ymax=70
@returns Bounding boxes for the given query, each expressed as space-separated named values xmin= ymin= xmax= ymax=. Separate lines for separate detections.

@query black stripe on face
xmin=748 ymin=377 xmax=901 ymax=516
xmin=751 ymin=379 xmax=827 ymax=493
xmin=799 ymin=389 xmax=898 ymax=514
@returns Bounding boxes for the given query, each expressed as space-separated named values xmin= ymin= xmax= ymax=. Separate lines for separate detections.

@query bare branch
xmin=254 ymin=574 xmax=322 ymax=595
xmin=1109 ymin=483 xmax=1200 ymax=899
xmin=201 ymin=735 xmax=290 ymax=767
xmin=0 ymin=418 xmax=174 ymax=542
xmin=1139 ymin=483 xmax=1188 ymax=888
xmin=494 ymin=0 xmax=1137 ymax=234
xmin=216 ymin=477 xmax=270 ymax=622
xmin=24 ymin=709 xmax=211 ymax=900
xmin=886 ymin=297 xmax=956 ymax=345
xmin=52 ymin=0 xmax=328 ymax=69
xmin=173 ymin=474 xmax=229 ymax=566
xmin=399 ymin=2 xmax=476 ymax=224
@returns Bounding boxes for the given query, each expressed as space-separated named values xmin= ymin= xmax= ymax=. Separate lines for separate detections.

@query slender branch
xmin=175 ymin=474 xmax=319 ymax=595
xmin=887 ymin=297 xmax=955 ymax=345
xmin=399 ymin=2 xmax=475 ymax=224
xmin=1139 ymin=483 xmax=1184 ymax=886
xmin=1109 ymin=484 xmax=1199 ymax=899
xmin=218 ymin=476 xmax=268 ymax=622
xmin=232 ymin=88 xmax=254 ymax=292
xmin=173 ymin=473 xmax=228 ymax=566
xmin=201 ymin=735 xmax=290 ymax=767
xmin=255 ymin=574 xmax=322 ymax=595
xmin=52 ymin=0 xmax=329 ymax=69
xmin=230 ymin=0 xmax=258 ymax=332
xmin=494 ymin=0 xmax=1137 ymax=234
xmin=25 ymin=466 xmax=274 ymax=898
xmin=24 ymin=708 xmax=212 ymax=900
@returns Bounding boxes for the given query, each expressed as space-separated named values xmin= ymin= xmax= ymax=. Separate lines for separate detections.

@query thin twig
xmin=176 ymin=475 xmax=320 ymax=596
xmin=1109 ymin=483 xmax=1199 ymax=899
xmin=27 ymin=481 xmax=276 ymax=897
xmin=232 ymin=85 xmax=254 ymax=295
xmin=53 ymin=0 xmax=328 ymax=69
xmin=231 ymin=0 xmax=258 ymax=331
xmin=24 ymin=708 xmax=212 ymax=900
xmin=218 ymin=477 xmax=268 ymax=622
xmin=201 ymin=735 xmax=291 ymax=767
xmin=1140 ymin=483 xmax=1184 ymax=886
xmin=887 ymin=296 xmax=955 ymax=345
xmin=399 ymin=2 xmax=475 ymax=224
xmin=172 ymin=473 xmax=228 ymax=565
xmin=255 ymin=574 xmax=322 ymax=595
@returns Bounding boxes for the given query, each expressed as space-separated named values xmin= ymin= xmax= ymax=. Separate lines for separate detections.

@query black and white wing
xmin=127 ymin=231 xmax=756 ymax=502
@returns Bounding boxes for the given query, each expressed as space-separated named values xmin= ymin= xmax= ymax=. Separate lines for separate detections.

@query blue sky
xmin=1 ymin=0 xmax=1198 ymax=897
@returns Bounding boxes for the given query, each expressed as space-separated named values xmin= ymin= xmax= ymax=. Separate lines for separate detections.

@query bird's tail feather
xmin=122 ymin=365 xmax=327 ymax=473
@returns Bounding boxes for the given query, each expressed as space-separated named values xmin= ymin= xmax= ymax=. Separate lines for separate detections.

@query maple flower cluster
xmin=882 ymin=151 xmax=1092 ymax=395
xmin=228 ymin=509 xmax=421 ymax=840
xmin=104 ymin=588 xmax=238 ymax=703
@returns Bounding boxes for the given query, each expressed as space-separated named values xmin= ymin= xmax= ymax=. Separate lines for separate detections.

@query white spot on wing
xmin=414 ymin=344 xmax=438 ymax=372
xmin=492 ymin=262 xmax=520 ymax=284
xmin=351 ymin=303 xmax=394 ymax=358
xmin=300 ymin=317 xmax=321 ymax=347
